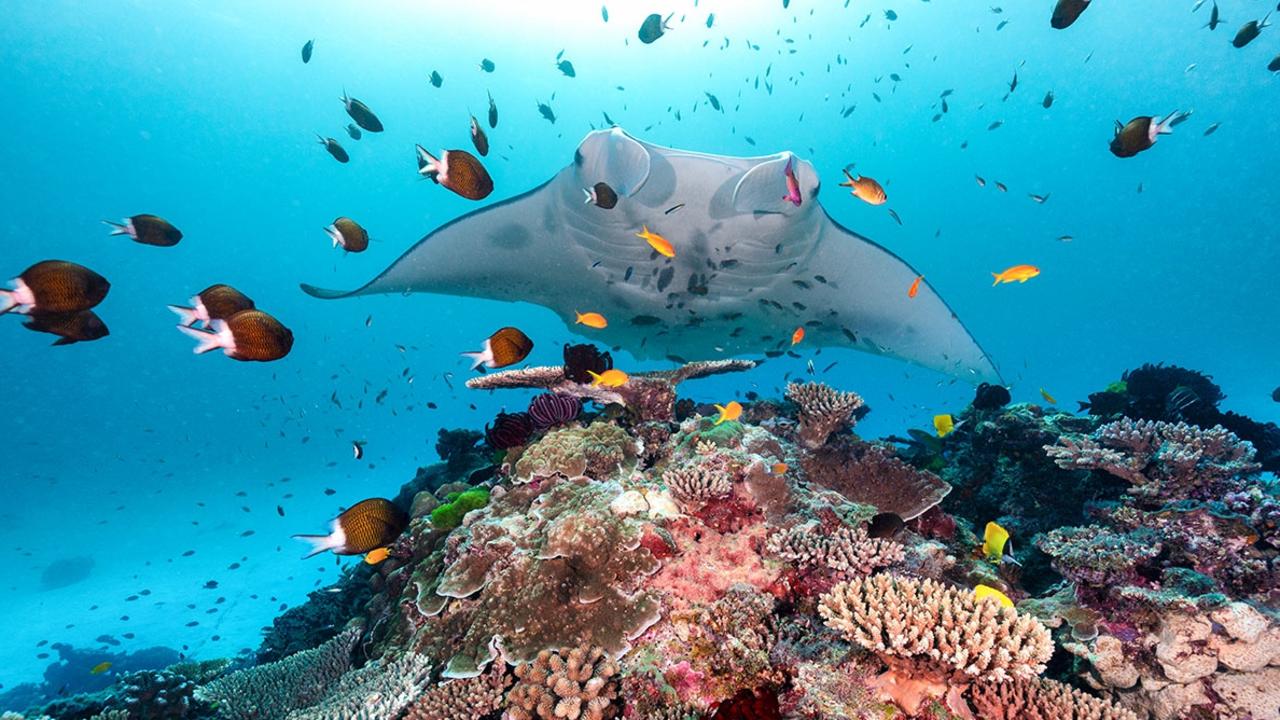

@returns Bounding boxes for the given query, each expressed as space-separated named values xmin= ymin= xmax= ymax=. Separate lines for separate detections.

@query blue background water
xmin=1 ymin=0 xmax=1276 ymax=697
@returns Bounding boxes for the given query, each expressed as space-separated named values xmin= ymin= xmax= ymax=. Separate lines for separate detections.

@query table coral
xmin=801 ymin=441 xmax=951 ymax=521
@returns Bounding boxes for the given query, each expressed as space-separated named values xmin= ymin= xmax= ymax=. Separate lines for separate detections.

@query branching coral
xmin=969 ymin=676 xmax=1139 ymax=720
xmin=114 ymin=669 xmax=203 ymax=719
xmin=818 ymin=574 xmax=1052 ymax=715
xmin=513 ymin=422 xmax=636 ymax=483
xmin=1045 ymin=417 xmax=1261 ymax=504
xmin=1035 ymin=525 xmax=1163 ymax=588
xmin=403 ymin=664 xmax=511 ymax=720
xmin=767 ymin=522 xmax=904 ymax=576
xmin=662 ymin=464 xmax=732 ymax=503
xmin=282 ymin=652 xmax=434 ymax=720
xmin=802 ymin=442 xmax=951 ymax=520
xmin=197 ymin=625 xmax=360 ymax=719
xmin=505 ymin=645 xmax=620 ymax=720
xmin=785 ymin=382 xmax=865 ymax=449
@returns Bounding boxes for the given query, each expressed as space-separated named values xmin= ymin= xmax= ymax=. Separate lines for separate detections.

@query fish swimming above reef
xmin=301 ymin=128 xmax=1002 ymax=383
xmin=292 ymin=497 xmax=409 ymax=558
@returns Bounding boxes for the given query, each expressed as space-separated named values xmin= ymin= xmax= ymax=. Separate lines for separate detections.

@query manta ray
xmin=302 ymin=127 xmax=1001 ymax=383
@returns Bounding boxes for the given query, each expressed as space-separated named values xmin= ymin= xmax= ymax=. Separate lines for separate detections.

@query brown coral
xmin=663 ymin=463 xmax=732 ymax=503
xmin=504 ymin=645 xmax=620 ymax=720
xmin=513 ymin=422 xmax=636 ymax=483
xmin=819 ymin=574 xmax=1052 ymax=715
xmin=403 ymin=663 xmax=511 ymax=720
xmin=786 ymin=382 xmax=865 ymax=449
xmin=767 ymin=523 xmax=904 ymax=576
xmin=969 ymin=677 xmax=1138 ymax=720
xmin=802 ymin=442 xmax=951 ymax=520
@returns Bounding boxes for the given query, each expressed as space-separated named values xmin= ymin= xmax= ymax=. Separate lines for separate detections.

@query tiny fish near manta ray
xmin=301 ymin=128 xmax=1000 ymax=383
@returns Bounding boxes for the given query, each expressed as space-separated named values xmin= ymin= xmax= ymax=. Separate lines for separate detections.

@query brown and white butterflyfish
xmin=292 ymin=497 xmax=409 ymax=558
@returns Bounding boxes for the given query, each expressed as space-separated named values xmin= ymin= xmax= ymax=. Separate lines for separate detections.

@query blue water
xmin=1 ymin=0 xmax=1276 ymax=696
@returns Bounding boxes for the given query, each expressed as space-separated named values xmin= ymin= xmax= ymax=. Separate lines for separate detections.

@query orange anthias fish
xmin=907 ymin=275 xmax=923 ymax=298
xmin=991 ymin=264 xmax=1040 ymax=285
xmin=588 ymin=369 xmax=629 ymax=387
xmin=713 ymin=401 xmax=743 ymax=425
xmin=840 ymin=169 xmax=887 ymax=205
xmin=575 ymin=311 xmax=608 ymax=329
xmin=635 ymin=225 xmax=675 ymax=257
xmin=363 ymin=547 xmax=392 ymax=565
xmin=791 ymin=326 xmax=805 ymax=345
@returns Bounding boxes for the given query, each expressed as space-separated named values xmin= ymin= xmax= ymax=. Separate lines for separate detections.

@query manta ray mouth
xmin=301 ymin=127 xmax=1001 ymax=384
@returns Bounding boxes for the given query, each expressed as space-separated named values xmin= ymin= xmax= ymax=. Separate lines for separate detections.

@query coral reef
xmin=512 ymin=422 xmax=636 ymax=483
xmin=403 ymin=664 xmax=510 ymax=720
xmin=144 ymin=363 xmax=1280 ymax=720
xmin=801 ymin=440 xmax=951 ymax=521
xmin=785 ymin=381 xmax=865 ymax=449
xmin=505 ymin=645 xmax=619 ymax=720
xmin=819 ymin=574 xmax=1052 ymax=714
xmin=196 ymin=625 xmax=359 ymax=719
xmin=969 ymin=676 xmax=1138 ymax=720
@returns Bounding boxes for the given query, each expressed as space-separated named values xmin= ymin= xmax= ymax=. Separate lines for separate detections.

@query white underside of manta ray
xmin=301 ymin=127 xmax=1001 ymax=384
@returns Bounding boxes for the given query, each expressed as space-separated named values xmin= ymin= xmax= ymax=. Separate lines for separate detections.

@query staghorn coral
xmin=802 ymin=441 xmax=951 ymax=520
xmin=1045 ymin=417 xmax=1261 ymax=505
xmin=968 ymin=676 xmax=1138 ymax=720
xmin=819 ymin=574 xmax=1052 ymax=715
xmin=785 ymin=382 xmax=865 ymax=449
xmin=662 ymin=463 xmax=732 ymax=503
xmin=767 ymin=522 xmax=904 ymax=576
xmin=197 ymin=625 xmax=360 ymax=720
xmin=281 ymin=652 xmax=434 ymax=720
xmin=504 ymin=645 xmax=620 ymax=720
xmin=403 ymin=663 xmax=510 ymax=720
xmin=513 ymin=422 xmax=636 ymax=483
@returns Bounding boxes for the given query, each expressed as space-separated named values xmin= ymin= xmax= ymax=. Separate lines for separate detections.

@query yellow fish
xmin=974 ymin=584 xmax=1014 ymax=608
xmin=575 ymin=311 xmax=608 ymax=329
xmin=991 ymin=264 xmax=1040 ymax=285
xmin=588 ymin=369 xmax=629 ymax=387
xmin=933 ymin=413 xmax=955 ymax=437
xmin=635 ymin=225 xmax=675 ymax=257
xmin=713 ymin=401 xmax=743 ymax=425
xmin=770 ymin=462 xmax=788 ymax=475
xmin=1039 ymin=387 xmax=1057 ymax=405
xmin=983 ymin=521 xmax=1010 ymax=562
xmin=90 ymin=661 xmax=112 ymax=675
xmin=364 ymin=547 xmax=391 ymax=565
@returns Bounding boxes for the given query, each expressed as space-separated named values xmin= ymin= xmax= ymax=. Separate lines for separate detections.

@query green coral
xmin=513 ymin=421 xmax=636 ymax=482
xmin=430 ymin=488 xmax=491 ymax=531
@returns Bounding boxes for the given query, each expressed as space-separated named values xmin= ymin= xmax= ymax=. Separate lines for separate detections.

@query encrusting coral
xmin=513 ymin=422 xmax=636 ymax=483
xmin=504 ymin=645 xmax=620 ymax=720
xmin=818 ymin=574 xmax=1052 ymax=715
xmin=785 ymin=381 xmax=865 ymax=449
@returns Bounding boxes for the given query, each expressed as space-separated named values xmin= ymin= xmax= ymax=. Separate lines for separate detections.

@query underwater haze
xmin=2 ymin=0 xmax=1279 ymax=714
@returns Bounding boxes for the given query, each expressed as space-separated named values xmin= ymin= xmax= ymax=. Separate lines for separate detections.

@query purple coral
xmin=1045 ymin=417 xmax=1261 ymax=504
xmin=528 ymin=393 xmax=582 ymax=430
